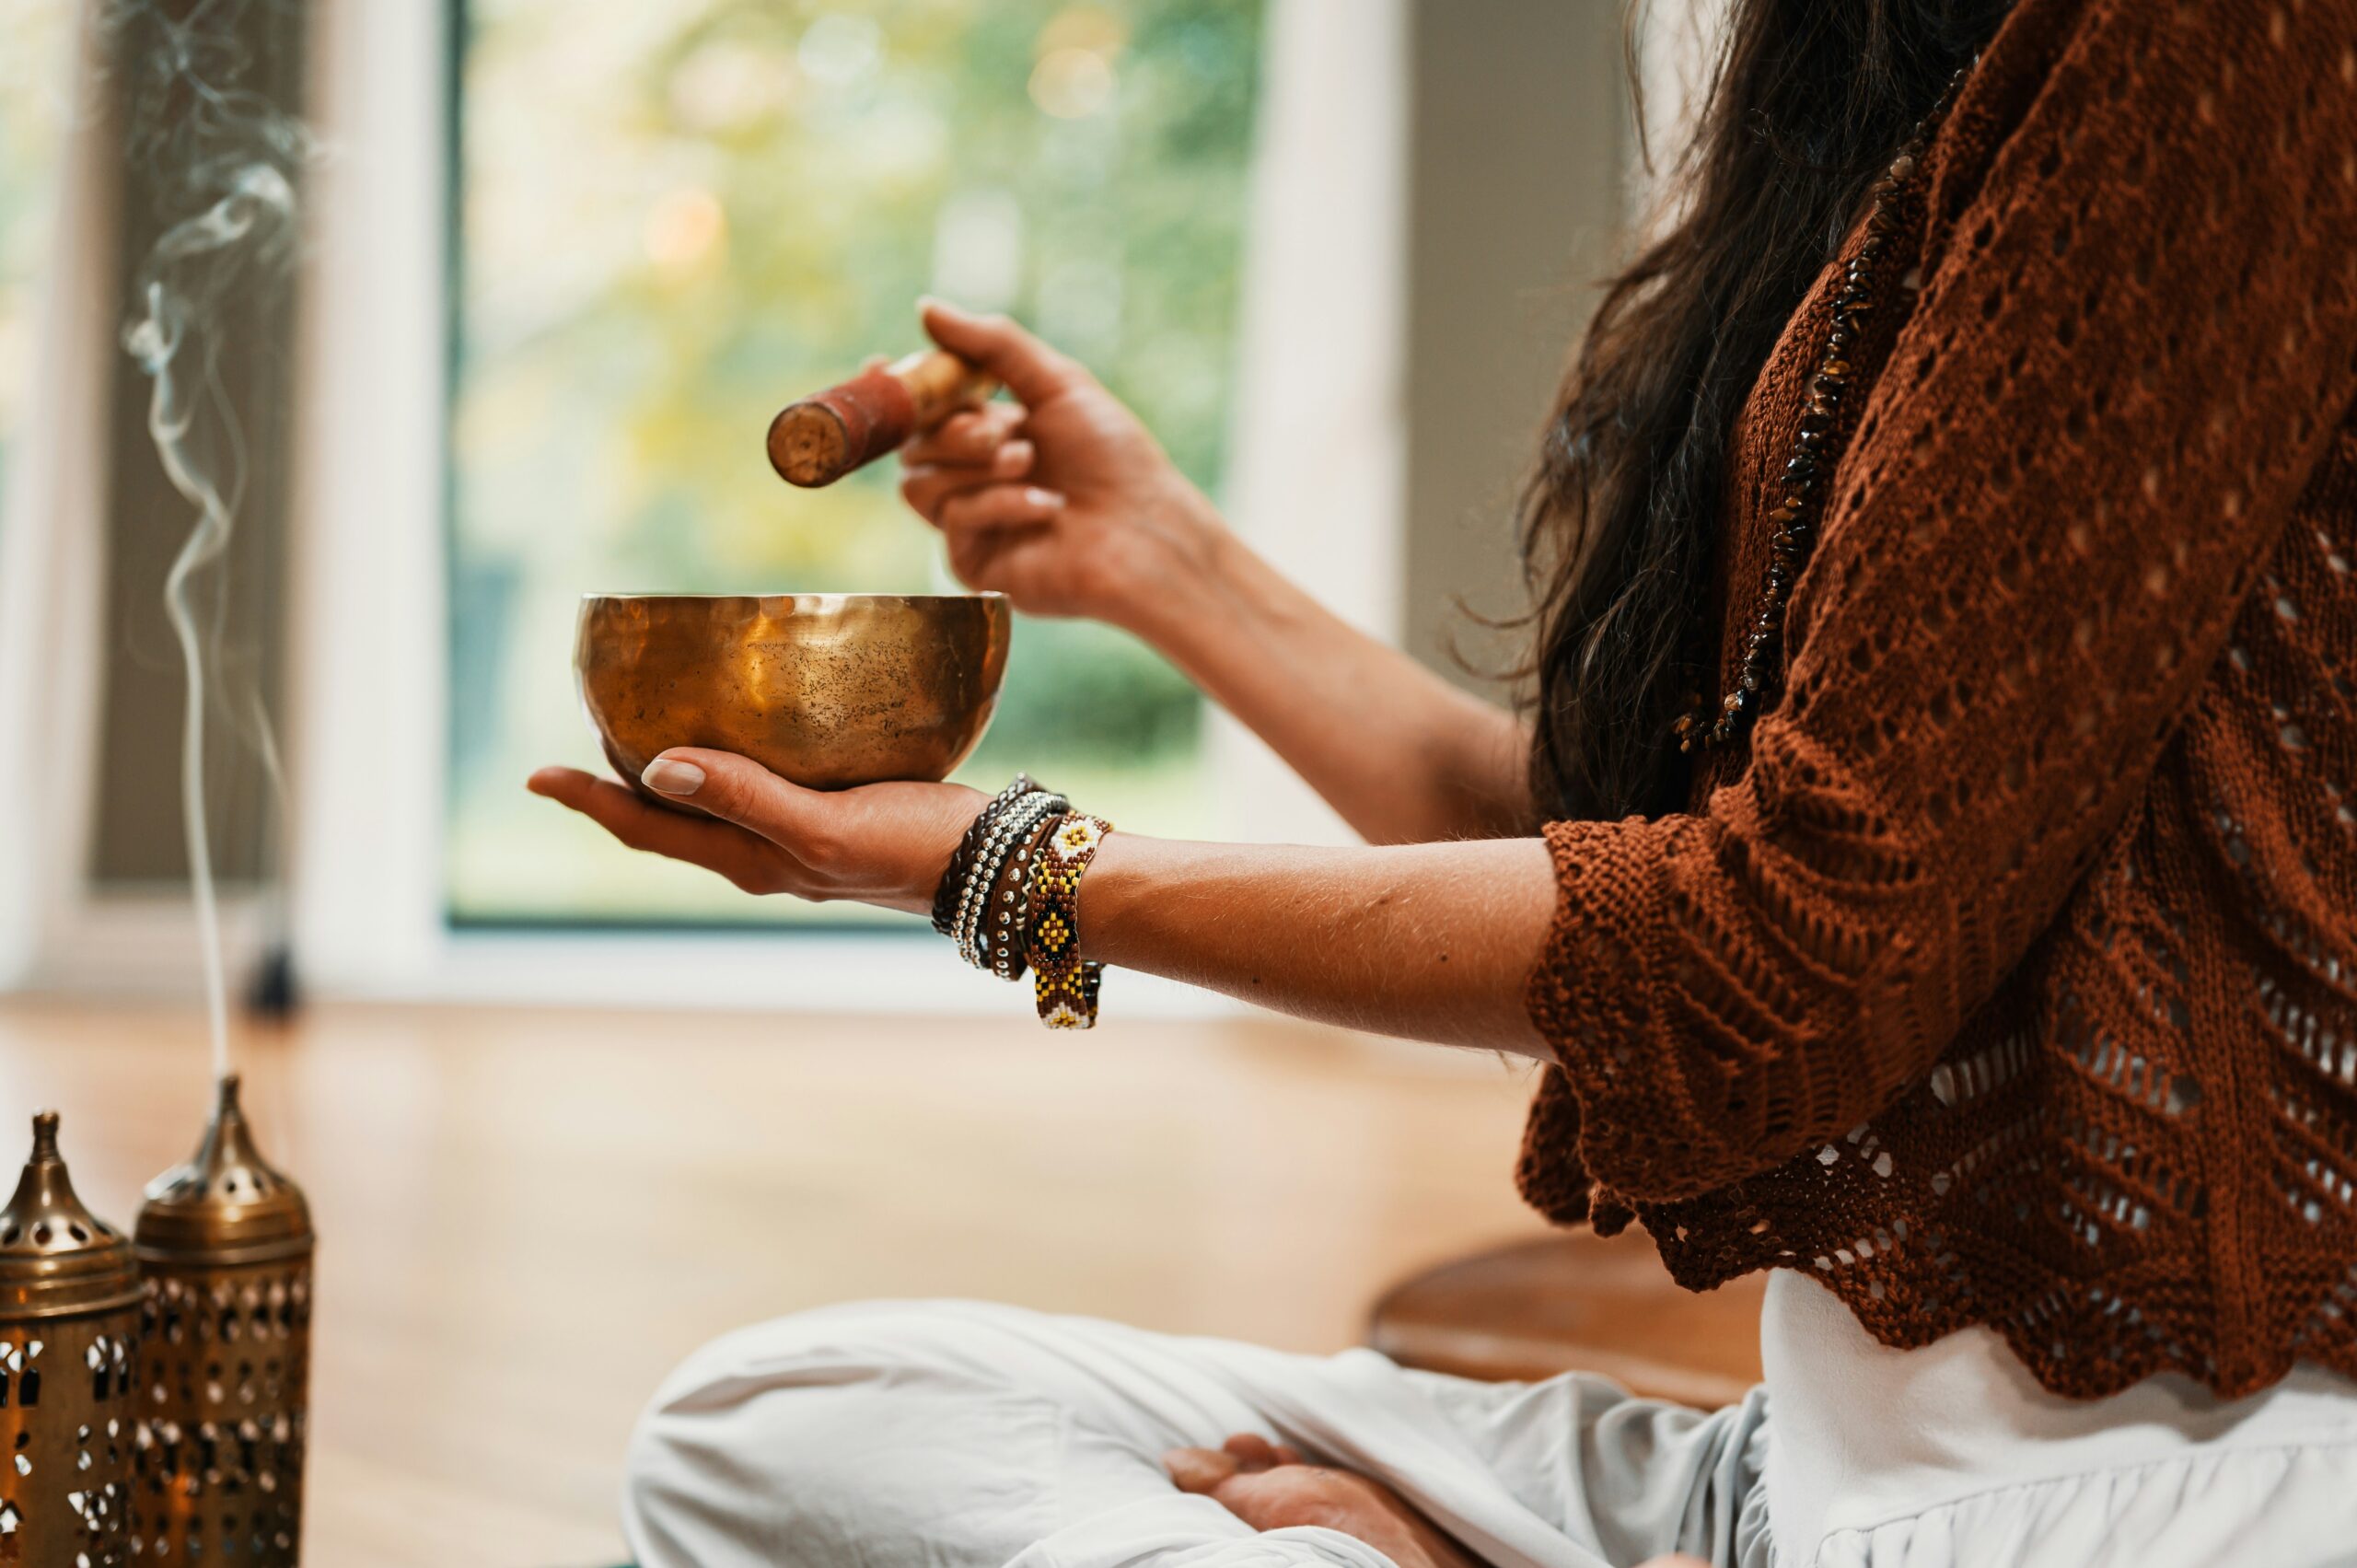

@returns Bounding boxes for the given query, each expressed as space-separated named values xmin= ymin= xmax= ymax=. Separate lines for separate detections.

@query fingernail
xmin=1028 ymin=487 xmax=1064 ymax=509
xmin=642 ymin=759 xmax=705 ymax=796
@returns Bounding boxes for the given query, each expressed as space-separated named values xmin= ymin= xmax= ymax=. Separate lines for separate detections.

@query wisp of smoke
xmin=105 ymin=0 xmax=308 ymax=1079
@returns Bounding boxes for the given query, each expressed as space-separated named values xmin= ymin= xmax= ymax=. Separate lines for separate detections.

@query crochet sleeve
xmin=1528 ymin=0 xmax=2357 ymax=1203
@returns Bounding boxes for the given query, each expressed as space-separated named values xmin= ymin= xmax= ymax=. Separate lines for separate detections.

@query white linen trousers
xmin=622 ymin=1274 xmax=2357 ymax=1568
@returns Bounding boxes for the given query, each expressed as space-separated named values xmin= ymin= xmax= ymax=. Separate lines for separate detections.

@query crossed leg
xmin=622 ymin=1299 xmax=1769 ymax=1568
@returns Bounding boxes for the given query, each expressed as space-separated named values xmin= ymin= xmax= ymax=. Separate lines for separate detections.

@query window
xmin=0 ymin=3 xmax=72 ymax=521
xmin=447 ymin=0 xmax=1266 ymax=924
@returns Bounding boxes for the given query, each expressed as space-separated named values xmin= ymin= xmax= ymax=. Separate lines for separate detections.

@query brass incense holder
xmin=0 ymin=1111 xmax=140 ymax=1566
xmin=130 ymin=1074 xmax=313 ymax=1565
xmin=575 ymin=592 xmax=1013 ymax=795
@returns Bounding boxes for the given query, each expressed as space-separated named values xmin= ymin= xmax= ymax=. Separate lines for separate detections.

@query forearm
xmin=1131 ymin=529 xmax=1533 ymax=845
xmin=536 ymin=740 xmax=1558 ymax=1052
xmin=1078 ymin=831 xmax=1556 ymax=1056
xmin=896 ymin=304 xmax=1527 ymax=842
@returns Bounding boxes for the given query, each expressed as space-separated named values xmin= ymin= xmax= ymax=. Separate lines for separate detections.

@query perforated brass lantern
xmin=0 ymin=1110 xmax=141 ymax=1566
xmin=130 ymin=1075 xmax=312 ymax=1564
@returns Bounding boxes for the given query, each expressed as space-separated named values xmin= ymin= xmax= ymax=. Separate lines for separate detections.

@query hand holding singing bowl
xmin=537 ymin=298 xmax=1225 ymax=912
xmin=573 ymin=590 xmax=1013 ymax=796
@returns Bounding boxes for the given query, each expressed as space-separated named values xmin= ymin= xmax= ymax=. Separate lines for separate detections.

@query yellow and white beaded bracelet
xmin=1027 ymin=813 xmax=1112 ymax=1029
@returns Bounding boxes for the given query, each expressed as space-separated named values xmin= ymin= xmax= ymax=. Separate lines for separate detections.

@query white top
xmin=1762 ymin=1270 xmax=2357 ymax=1563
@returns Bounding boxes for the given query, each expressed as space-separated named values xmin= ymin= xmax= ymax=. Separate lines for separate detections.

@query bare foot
xmin=1164 ymin=1434 xmax=1482 ymax=1568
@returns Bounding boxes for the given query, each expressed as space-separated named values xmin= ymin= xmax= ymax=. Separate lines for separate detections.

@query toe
xmin=1222 ymin=1469 xmax=1483 ymax=1568
xmin=1203 ymin=1466 xmax=1355 ymax=1534
xmin=1222 ymin=1433 xmax=1284 ymax=1471
xmin=1165 ymin=1446 xmax=1242 ymax=1494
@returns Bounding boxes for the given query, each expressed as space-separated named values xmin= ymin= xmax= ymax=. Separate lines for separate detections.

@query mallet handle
xmin=766 ymin=351 xmax=1002 ymax=488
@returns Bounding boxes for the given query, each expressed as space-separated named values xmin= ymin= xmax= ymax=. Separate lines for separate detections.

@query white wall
xmin=1398 ymin=0 xmax=1630 ymax=691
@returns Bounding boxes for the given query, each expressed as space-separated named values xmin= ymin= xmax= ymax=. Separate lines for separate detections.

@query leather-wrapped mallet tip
xmin=768 ymin=401 xmax=853 ymax=488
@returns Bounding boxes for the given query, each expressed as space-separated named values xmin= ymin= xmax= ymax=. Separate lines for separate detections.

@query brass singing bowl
xmin=575 ymin=592 xmax=1012 ymax=796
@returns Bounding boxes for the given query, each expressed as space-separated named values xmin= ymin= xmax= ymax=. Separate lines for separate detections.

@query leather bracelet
xmin=983 ymin=810 xmax=1064 ymax=982
xmin=955 ymin=791 xmax=1064 ymax=970
xmin=1028 ymin=813 xmax=1112 ymax=1029
xmin=931 ymin=774 xmax=1036 ymax=936
xmin=953 ymin=791 xmax=1051 ymax=965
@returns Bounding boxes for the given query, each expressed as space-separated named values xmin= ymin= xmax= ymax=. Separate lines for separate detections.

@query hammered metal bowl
xmin=575 ymin=592 xmax=1012 ymax=795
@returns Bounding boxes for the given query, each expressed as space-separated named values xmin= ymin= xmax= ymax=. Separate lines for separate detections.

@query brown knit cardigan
xmin=1517 ymin=0 xmax=2357 ymax=1400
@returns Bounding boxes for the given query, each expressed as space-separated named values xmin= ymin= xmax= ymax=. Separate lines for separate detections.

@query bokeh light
xmin=643 ymin=188 xmax=727 ymax=274
xmin=1029 ymin=47 xmax=1116 ymax=119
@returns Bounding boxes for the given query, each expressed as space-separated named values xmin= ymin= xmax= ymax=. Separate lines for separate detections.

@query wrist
xmin=1116 ymin=493 xmax=1265 ymax=657
xmin=1070 ymin=828 xmax=1144 ymax=970
xmin=923 ymin=779 xmax=1051 ymax=947
xmin=1027 ymin=809 xmax=1115 ymax=1029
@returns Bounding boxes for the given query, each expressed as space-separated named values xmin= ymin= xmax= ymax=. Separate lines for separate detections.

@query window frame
xmin=0 ymin=6 xmax=205 ymax=995
xmin=4 ymin=0 xmax=1412 ymax=1016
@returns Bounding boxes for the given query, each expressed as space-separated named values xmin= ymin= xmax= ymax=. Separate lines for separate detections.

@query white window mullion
xmin=0 ymin=7 xmax=134 ymax=990
xmin=281 ymin=0 xmax=453 ymax=995
xmin=1211 ymin=0 xmax=1411 ymax=853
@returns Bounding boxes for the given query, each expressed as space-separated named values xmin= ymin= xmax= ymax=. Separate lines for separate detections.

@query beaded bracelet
xmin=952 ymin=791 xmax=1050 ymax=966
xmin=932 ymin=774 xmax=1037 ymax=937
xmin=1028 ymin=813 xmax=1112 ymax=1029
xmin=955 ymin=791 xmax=1065 ymax=970
xmin=960 ymin=795 xmax=1061 ymax=970
xmin=982 ymin=809 xmax=1065 ymax=982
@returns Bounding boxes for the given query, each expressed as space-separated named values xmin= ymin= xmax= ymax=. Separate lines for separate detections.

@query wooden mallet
xmin=766 ymin=350 xmax=1003 ymax=488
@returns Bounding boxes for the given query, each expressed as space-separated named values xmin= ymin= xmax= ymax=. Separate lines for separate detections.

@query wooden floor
xmin=0 ymin=998 xmax=1557 ymax=1568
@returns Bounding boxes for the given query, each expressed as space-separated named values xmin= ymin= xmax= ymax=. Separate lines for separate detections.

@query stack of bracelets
xmin=929 ymin=774 xmax=1114 ymax=1028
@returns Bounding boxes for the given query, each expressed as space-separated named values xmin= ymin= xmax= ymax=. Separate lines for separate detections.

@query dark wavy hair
xmin=1521 ymin=0 xmax=2014 ymax=821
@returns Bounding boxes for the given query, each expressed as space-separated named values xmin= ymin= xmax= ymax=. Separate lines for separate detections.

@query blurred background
xmin=0 ymin=1 xmax=1698 ymax=1562
xmin=447 ymin=0 xmax=1262 ymax=923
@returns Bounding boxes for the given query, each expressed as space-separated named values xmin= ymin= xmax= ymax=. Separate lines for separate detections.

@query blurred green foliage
xmin=449 ymin=0 xmax=1263 ymax=922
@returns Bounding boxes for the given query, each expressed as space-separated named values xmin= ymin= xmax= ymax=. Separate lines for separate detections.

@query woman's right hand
xmin=899 ymin=298 xmax=1227 ymax=637
xmin=907 ymin=302 xmax=1532 ymax=846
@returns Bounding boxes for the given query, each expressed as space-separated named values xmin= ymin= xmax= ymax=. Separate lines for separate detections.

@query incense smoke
xmin=105 ymin=0 xmax=308 ymax=1078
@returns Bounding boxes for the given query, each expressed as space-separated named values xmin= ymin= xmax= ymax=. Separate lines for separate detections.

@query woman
xmin=530 ymin=0 xmax=2357 ymax=1562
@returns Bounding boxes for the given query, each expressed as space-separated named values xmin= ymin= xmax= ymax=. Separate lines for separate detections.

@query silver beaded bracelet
xmin=932 ymin=773 xmax=1038 ymax=938
xmin=954 ymin=791 xmax=1063 ymax=970
xmin=956 ymin=794 xmax=1059 ymax=970
xmin=986 ymin=812 xmax=1054 ymax=981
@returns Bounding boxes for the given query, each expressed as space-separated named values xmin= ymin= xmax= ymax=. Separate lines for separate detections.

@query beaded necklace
xmin=1675 ymin=66 xmax=1970 ymax=755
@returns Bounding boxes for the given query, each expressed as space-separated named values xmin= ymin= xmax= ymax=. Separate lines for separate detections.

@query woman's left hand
xmin=528 ymin=750 xmax=985 ymax=916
